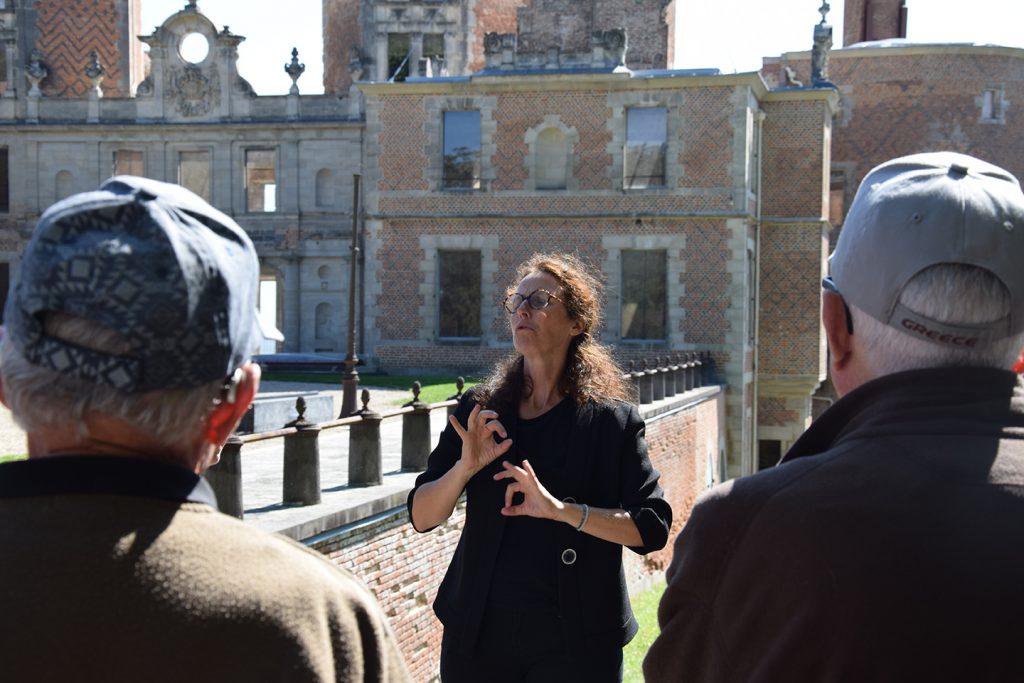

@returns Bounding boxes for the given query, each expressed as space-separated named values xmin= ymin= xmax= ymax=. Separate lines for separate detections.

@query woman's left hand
xmin=494 ymin=459 xmax=560 ymax=520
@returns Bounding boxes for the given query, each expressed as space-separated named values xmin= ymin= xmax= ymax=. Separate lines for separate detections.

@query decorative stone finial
xmin=295 ymin=396 xmax=307 ymax=420
xmin=285 ymin=47 xmax=305 ymax=95
xmin=185 ymin=1 xmax=198 ymax=11
xmin=25 ymin=48 xmax=47 ymax=97
xmin=85 ymin=50 xmax=105 ymax=95
xmin=360 ymin=388 xmax=371 ymax=411
xmin=412 ymin=381 xmax=422 ymax=402
xmin=811 ymin=1 xmax=834 ymax=86
xmin=455 ymin=377 xmax=465 ymax=396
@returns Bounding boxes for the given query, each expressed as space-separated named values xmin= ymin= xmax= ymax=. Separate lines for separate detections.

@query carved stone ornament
xmin=284 ymin=47 xmax=305 ymax=95
xmin=348 ymin=46 xmax=365 ymax=81
xmin=25 ymin=47 xmax=48 ymax=96
xmin=483 ymin=32 xmax=502 ymax=54
xmin=166 ymin=65 xmax=219 ymax=116
xmin=84 ymin=50 xmax=106 ymax=92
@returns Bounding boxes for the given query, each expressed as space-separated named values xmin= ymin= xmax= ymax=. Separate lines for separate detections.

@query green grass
xmin=624 ymin=578 xmax=666 ymax=682
xmin=0 ymin=454 xmax=26 ymax=463
xmin=261 ymin=372 xmax=480 ymax=405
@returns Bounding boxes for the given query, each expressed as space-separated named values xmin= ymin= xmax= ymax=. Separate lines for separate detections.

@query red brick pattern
xmin=322 ymin=0 xmax=361 ymax=95
xmin=777 ymin=49 xmax=1024 ymax=213
xmin=761 ymin=100 xmax=828 ymax=218
xmin=491 ymin=91 xmax=612 ymax=190
xmin=469 ymin=0 xmax=529 ymax=73
xmin=309 ymin=391 xmax=724 ymax=681
xmin=679 ymin=88 xmax=734 ymax=188
xmin=375 ymin=95 xmax=430 ymax=193
xmin=758 ymin=223 xmax=827 ymax=375
xmin=758 ymin=395 xmax=799 ymax=427
xmin=843 ymin=0 xmax=905 ymax=46
xmin=373 ymin=217 xmax=733 ymax=367
xmin=36 ymin=0 xmax=131 ymax=97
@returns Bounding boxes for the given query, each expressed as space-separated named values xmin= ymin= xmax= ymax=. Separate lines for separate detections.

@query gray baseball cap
xmin=830 ymin=152 xmax=1024 ymax=348
xmin=3 ymin=175 xmax=283 ymax=393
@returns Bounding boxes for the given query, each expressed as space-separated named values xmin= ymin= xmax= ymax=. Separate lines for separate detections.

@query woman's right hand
xmin=448 ymin=403 xmax=513 ymax=478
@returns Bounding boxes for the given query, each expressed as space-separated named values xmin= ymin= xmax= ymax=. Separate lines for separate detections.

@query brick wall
xmin=307 ymin=388 xmax=723 ymax=681
xmin=322 ymin=0 xmax=361 ymax=95
xmin=760 ymin=98 xmax=830 ymax=219
xmin=35 ymin=0 xmax=137 ymax=97
xmin=843 ymin=0 xmax=906 ymax=46
xmin=772 ymin=47 xmax=1024 ymax=217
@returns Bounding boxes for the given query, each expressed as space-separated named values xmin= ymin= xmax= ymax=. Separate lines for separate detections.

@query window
xmin=0 ymin=147 xmax=9 ymax=212
xmin=624 ymin=107 xmax=667 ymax=189
xmin=438 ymin=250 xmax=481 ymax=339
xmin=621 ymin=250 xmax=667 ymax=340
xmin=113 ymin=149 xmax=144 ymax=177
xmin=443 ymin=111 xmax=481 ymax=190
xmin=981 ymin=87 xmax=1004 ymax=122
xmin=245 ymin=149 xmax=277 ymax=212
xmin=535 ymin=127 xmax=568 ymax=190
xmin=423 ymin=33 xmax=445 ymax=76
xmin=178 ymin=150 xmax=210 ymax=201
xmin=388 ymin=33 xmax=411 ymax=82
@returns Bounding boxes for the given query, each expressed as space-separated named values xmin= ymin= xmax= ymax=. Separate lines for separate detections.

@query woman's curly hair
xmin=474 ymin=253 xmax=630 ymax=415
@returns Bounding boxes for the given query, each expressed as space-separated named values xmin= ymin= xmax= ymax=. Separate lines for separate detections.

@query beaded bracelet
xmin=575 ymin=503 xmax=590 ymax=532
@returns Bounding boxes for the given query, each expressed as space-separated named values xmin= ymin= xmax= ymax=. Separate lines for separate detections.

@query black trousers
xmin=439 ymin=603 xmax=623 ymax=683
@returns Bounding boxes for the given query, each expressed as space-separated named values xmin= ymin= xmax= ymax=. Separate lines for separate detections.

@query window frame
xmin=441 ymin=110 xmax=482 ymax=191
xmin=436 ymin=248 xmax=483 ymax=342
xmin=244 ymin=147 xmax=279 ymax=213
xmin=623 ymin=106 xmax=668 ymax=190
xmin=620 ymin=248 xmax=668 ymax=343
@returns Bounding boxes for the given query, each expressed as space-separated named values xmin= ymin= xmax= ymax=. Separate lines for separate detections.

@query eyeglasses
xmin=821 ymin=277 xmax=854 ymax=335
xmin=503 ymin=288 xmax=563 ymax=314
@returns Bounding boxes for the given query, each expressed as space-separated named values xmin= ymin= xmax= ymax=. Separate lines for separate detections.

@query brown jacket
xmin=0 ymin=455 xmax=411 ymax=683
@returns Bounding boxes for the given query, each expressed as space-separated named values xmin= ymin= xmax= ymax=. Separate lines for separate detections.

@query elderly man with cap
xmin=0 ymin=177 xmax=411 ymax=682
xmin=644 ymin=152 xmax=1024 ymax=681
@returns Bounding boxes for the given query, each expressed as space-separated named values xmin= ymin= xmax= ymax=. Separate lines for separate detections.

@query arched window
xmin=534 ymin=128 xmax=568 ymax=190
xmin=315 ymin=169 xmax=334 ymax=207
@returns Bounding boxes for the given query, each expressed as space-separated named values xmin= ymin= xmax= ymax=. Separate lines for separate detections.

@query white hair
xmin=0 ymin=313 xmax=224 ymax=453
xmin=851 ymin=264 xmax=1024 ymax=376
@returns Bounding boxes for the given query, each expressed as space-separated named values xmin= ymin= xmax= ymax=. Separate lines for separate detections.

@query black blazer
xmin=407 ymin=391 xmax=672 ymax=655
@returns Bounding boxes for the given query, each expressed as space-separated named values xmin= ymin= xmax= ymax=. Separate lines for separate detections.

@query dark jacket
xmin=408 ymin=392 xmax=672 ymax=655
xmin=644 ymin=367 xmax=1024 ymax=682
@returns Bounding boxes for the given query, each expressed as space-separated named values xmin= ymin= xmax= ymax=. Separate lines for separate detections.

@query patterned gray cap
xmin=830 ymin=152 xmax=1024 ymax=348
xmin=4 ymin=175 xmax=283 ymax=393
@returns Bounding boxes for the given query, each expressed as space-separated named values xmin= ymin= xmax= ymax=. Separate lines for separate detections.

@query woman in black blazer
xmin=408 ymin=253 xmax=672 ymax=682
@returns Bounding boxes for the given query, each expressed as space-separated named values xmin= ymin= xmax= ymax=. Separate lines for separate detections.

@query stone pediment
xmin=137 ymin=2 xmax=252 ymax=120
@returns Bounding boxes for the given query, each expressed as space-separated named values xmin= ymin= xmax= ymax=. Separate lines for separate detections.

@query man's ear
xmin=204 ymin=362 xmax=261 ymax=447
xmin=822 ymin=291 xmax=853 ymax=372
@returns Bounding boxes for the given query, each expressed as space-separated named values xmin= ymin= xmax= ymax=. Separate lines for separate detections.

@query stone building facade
xmin=0 ymin=2 xmax=362 ymax=355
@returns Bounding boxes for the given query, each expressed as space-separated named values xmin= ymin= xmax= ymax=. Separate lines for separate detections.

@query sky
xmin=142 ymin=0 xmax=1024 ymax=95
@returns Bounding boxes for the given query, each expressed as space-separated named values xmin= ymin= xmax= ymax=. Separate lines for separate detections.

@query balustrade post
xmin=664 ymin=354 xmax=677 ymax=397
xmin=349 ymin=389 xmax=383 ymax=486
xmin=447 ymin=376 xmax=466 ymax=417
xmin=402 ymin=381 xmax=432 ymax=471
xmin=682 ymin=352 xmax=693 ymax=391
xmin=673 ymin=353 xmax=686 ymax=393
xmin=701 ymin=351 xmax=714 ymax=385
xmin=206 ymin=435 xmax=244 ymax=518
xmin=638 ymin=359 xmax=654 ymax=405
xmin=651 ymin=356 xmax=666 ymax=401
xmin=693 ymin=352 xmax=704 ymax=388
xmin=283 ymin=397 xmax=322 ymax=505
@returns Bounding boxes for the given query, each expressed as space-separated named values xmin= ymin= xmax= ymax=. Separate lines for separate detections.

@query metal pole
xmin=340 ymin=174 xmax=361 ymax=417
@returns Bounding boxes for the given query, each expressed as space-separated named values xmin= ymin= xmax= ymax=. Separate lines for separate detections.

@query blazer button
xmin=561 ymin=548 xmax=577 ymax=565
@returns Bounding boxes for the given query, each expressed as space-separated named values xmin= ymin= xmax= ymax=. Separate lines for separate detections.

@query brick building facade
xmin=1 ymin=0 xmax=1019 ymax=474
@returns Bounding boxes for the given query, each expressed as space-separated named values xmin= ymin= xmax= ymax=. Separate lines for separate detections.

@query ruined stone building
xmin=0 ymin=0 xmax=1019 ymax=476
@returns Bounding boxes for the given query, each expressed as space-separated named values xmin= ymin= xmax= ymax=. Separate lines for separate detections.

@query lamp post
xmin=340 ymin=174 xmax=361 ymax=417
